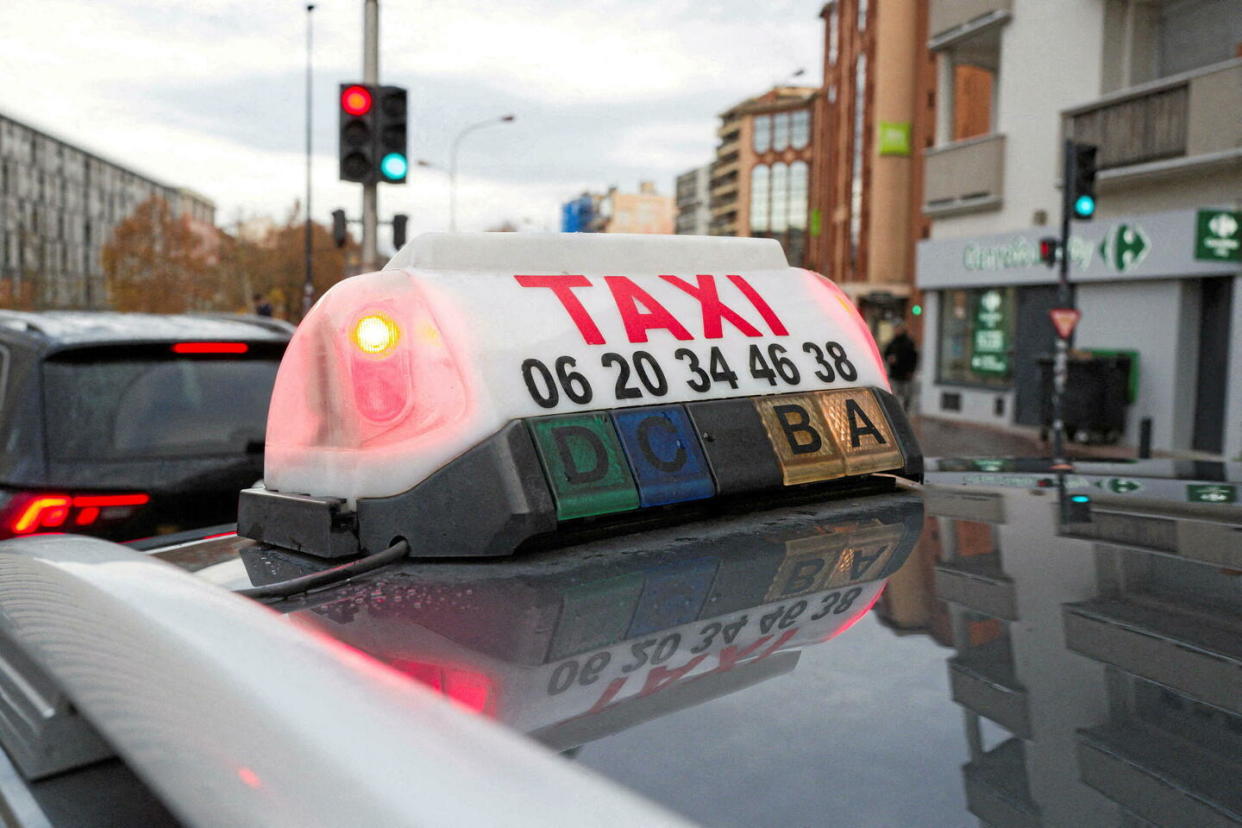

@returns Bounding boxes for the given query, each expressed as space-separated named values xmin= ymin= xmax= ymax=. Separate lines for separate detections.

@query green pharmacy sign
xmin=1194 ymin=210 xmax=1241 ymax=262
xmin=1187 ymin=484 xmax=1236 ymax=504
xmin=970 ymin=290 xmax=1009 ymax=375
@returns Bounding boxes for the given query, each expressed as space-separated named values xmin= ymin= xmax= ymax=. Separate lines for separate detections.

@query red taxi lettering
xmin=515 ymin=273 xmax=790 ymax=344
xmin=726 ymin=274 xmax=789 ymax=336
xmin=713 ymin=628 xmax=797 ymax=672
xmin=514 ymin=275 xmax=606 ymax=345
xmin=660 ymin=274 xmax=763 ymax=339
xmin=587 ymin=677 xmax=628 ymax=714
xmin=604 ymin=276 xmax=694 ymax=343
xmin=640 ymin=654 xmax=708 ymax=695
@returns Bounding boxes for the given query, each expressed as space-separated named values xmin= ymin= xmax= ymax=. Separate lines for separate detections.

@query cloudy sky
xmin=0 ymin=1 xmax=826 ymax=244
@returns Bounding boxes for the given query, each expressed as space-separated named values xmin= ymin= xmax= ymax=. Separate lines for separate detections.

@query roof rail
xmin=187 ymin=312 xmax=296 ymax=336
xmin=0 ymin=535 xmax=686 ymax=827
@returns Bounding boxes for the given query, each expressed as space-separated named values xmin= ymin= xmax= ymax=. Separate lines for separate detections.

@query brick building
xmin=809 ymin=0 xmax=932 ymax=344
xmin=708 ymin=86 xmax=817 ymax=267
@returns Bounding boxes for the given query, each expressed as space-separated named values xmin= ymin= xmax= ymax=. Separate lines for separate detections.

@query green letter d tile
xmin=528 ymin=413 xmax=640 ymax=520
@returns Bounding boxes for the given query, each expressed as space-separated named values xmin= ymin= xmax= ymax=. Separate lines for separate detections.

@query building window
xmin=828 ymin=5 xmax=839 ymax=65
xmin=753 ymin=115 xmax=771 ymax=153
xmin=770 ymin=163 xmax=789 ymax=233
xmin=849 ymin=53 xmax=867 ymax=269
xmin=772 ymin=112 xmax=791 ymax=152
xmin=937 ymin=288 xmax=1015 ymax=387
xmin=791 ymin=109 xmax=810 ymax=149
xmin=750 ymin=165 xmax=770 ymax=233
xmin=788 ymin=162 xmax=808 ymax=230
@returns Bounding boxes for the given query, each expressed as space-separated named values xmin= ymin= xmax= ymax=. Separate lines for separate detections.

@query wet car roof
xmin=172 ymin=459 xmax=1242 ymax=826
xmin=0 ymin=311 xmax=292 ymax=350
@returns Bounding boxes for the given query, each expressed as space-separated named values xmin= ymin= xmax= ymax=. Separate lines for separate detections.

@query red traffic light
xmin=341 ymin=85 xmax=372 ymax=116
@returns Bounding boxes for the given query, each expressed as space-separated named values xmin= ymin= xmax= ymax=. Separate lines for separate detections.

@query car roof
xmin=0 ymin=311 xmax=293 ymax=352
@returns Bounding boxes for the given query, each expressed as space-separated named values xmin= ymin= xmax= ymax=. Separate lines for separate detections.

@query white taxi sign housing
xmin=245 ymin=233 xmax=920 ymax=558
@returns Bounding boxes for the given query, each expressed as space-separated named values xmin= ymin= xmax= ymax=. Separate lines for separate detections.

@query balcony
xmin=712 ymin=154 xmax=740 ymax=181
xmin=930 ymin=0 xmax=1012 ymax=50
xmin=923 ymin=133 xmax=1005 ymax=217
xmin=949 ymin=639 xmax=1031 ymax=738
xmin=1063 ymin=597 xmax=1242 ymax=716
xmin=962 ymin=738 xmax=1040 ymax=828
xmin=717 ymin=118 xmax=741 ymax=141
xmin=1078 ymin=723 xmax=1242 ymax=827
xmin=709 ymin=195 xmax=738 ymax=220
xmin=934 ymin=553 xmax=1017 ymax=620
xmin=1064 ymin=58 xmax=1242 ymax=181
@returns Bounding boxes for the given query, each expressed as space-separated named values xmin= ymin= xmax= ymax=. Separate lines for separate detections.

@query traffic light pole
xmin=1051 ymin=138 xmax=1075 ymax=465
xmin=361 ymin=0 xmax=379 ymax=271
xmin=303 ymin=3 xmax=316 ymax=317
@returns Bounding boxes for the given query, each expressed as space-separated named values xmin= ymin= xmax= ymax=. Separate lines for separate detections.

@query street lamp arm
xmin=448 ymin=114 xmax=517 ymax=232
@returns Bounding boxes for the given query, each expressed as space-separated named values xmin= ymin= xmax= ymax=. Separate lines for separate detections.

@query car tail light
xmin=389 ymin=659 xmax=496 ymax=716
xmin=1 ymin=492 xmax=151 ymax=538
xmin=172 ymin=342 xmax=249 ymax=354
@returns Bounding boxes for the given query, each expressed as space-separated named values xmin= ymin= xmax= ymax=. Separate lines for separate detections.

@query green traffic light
xmin=911 ymin=304 xmax=923 ymax=317
xmin=381 ymin=152 xmax=408 ymax=181
xmin=1074 ymin=194 xmax=1095 ymax=218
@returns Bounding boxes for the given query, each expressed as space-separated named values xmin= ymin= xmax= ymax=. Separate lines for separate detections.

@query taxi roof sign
xmin=240 ymin=233 xmax=922 ymax=559
xmin=385 ymin=232 xmax=789 ymax=274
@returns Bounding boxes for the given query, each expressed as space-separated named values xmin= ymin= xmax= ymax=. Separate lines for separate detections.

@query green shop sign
xmin=1194 ymin=210 xmax=1241 ymax=262
xmin=1187 ymin=484 xmax=1236 ymax=504
xmin=970 ymin=289 xmax=1009 ymax=375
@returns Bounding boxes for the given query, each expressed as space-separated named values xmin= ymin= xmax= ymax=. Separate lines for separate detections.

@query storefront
xmin=916 ymin=207 xmax=1241 ymax=459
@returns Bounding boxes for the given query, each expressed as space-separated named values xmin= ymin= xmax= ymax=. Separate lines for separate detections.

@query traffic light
xmin=332 ymin=209 xmax=347 ymax=248
xmin=392 ymin=214 xmax=408 ymax=249
xmin=1039 ymin=237 xmax=1059 ymax=268
xmin=1070 ymin=142 xmax=1098 ymax=220
xmin=339 ymin=83 xmax=376 ymax=183
xmin=374 ymin=86 xmax=408 ymax=184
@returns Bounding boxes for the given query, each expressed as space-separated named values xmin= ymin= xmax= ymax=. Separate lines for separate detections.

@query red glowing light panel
xmin=5 ymin=492 xmax=151 ymax=535
xmin=172 ymin=342 xmax=249 ymax=354
xmin=341 ymin=85 xmax=372 ymax=116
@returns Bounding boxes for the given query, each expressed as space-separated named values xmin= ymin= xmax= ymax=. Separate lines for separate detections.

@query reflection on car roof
xmin=0 ymin=310 xmax=293 ymax=347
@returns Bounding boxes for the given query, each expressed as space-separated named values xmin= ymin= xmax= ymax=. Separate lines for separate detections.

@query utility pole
xmin=361 ymin=0 xmax=379 ymax=270
xmin=303 ymin=3 xmax=316 ymax=317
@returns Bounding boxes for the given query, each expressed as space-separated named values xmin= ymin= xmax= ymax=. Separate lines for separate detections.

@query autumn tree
xmin=102 ymin=196 xmax=219 ymax=312
xmin=228 ymin=202 xmax=360 ymax=321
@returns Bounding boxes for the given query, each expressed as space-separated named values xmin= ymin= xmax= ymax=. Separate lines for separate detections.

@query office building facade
xmin=0 ymin=111 xmax=215 ymax=309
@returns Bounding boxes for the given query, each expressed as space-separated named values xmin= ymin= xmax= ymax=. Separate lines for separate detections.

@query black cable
xmin=236 ymin=539 xmax=409 ymax=601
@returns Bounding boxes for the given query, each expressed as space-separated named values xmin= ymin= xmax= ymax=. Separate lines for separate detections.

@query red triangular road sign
xmin=1049 ymin=308 xmax=1081 ymax=340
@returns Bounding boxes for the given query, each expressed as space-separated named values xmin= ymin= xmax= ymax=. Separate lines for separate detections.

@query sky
xmin=0 ymin=0 xmax=827 ymax=248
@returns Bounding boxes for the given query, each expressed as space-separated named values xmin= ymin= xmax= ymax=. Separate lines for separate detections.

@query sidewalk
xmin=912 ymin=415 xmax=1140 ymax=460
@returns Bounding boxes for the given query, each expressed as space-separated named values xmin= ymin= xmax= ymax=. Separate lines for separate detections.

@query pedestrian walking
xmin=884 ymin=322 xmax=918 ymax=412
xmin=253 ymin=292 xmax=274 ymax=317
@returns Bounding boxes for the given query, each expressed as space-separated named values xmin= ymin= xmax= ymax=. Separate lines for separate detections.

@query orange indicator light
xmin=352 ymin=313 xmax=400 ymax=356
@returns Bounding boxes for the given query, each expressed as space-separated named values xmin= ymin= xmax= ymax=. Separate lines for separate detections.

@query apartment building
xmin=915 ymin=0 xmax=1242 ymax=459
xmin=810 ymin=0 xmax=933 ymax=344
xmin=708 ymin=86 xmax=817 ymax=266
xmin=674 ymin=165 xmax=711 ymax=236
xmin=0 ymin=111 xmax=216 ymax=309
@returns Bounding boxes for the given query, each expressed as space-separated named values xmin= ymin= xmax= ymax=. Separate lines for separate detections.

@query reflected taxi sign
xmin=238 ymin=233 xmax=922 ymax=558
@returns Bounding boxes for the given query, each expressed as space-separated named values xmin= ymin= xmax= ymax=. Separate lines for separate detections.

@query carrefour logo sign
xmin=963 ymin=224 xmax=1151 ymax=274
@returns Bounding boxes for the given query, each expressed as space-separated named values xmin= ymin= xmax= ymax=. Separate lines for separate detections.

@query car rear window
xmin=43 ymin=349 xmax=280 ymax=461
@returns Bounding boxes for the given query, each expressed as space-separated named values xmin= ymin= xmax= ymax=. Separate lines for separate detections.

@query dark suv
xmin=0 ymin=311 xmax=291 ymax=541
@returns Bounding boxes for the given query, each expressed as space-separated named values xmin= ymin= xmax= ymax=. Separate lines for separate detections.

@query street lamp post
xmin=448 ymin=114 xmax=515 ymax=232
